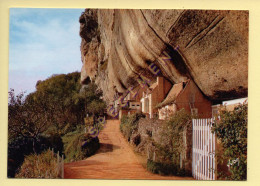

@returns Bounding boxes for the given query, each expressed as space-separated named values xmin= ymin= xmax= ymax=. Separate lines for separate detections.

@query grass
xmin=15 ymin=149 xmax=61 ymax=178
xmin=147 ymin=159 xmax=190 ymax=177
xmin=62 ymin=128 xmax=100 ymax=163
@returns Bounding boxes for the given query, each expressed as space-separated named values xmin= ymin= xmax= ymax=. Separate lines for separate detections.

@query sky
xmin=9 ymin=8 xmax=85 ymax=95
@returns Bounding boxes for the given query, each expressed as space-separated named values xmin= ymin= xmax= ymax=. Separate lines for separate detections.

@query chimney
xmin=157 ymin=76 xmax=165 ymax=101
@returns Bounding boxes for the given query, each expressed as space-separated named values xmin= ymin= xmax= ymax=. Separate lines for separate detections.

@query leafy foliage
xmin=8 ymin=71 xmax=105 ymax=139
xmin=8 ymin=89 xmax=50 ymax=141
xmin=120 ymin=110 xmax=192 ymax=176
xmin=120 ymin=112 xmax=145 ymax=141
xmin=63 ymin=131 xmax=100 ymax=162
xmin=212 ymin=103 xmax=248 ymax=180
xmin=8 ymin=72 xmax=105 ymax=177
xmin=79 ymin=83 xmax=106 ymax=122
xmin=33 ymin=72 xmax=85 ymax=134
xmin=152 ymin=109 xmax=192 ymax=174
xmin=147 ymin=159 xmax=189 ymax=176
xmin=8 ymin=134 xmax=63 ymax=178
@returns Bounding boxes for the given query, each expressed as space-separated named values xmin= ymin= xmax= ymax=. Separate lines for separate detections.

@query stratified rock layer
xmin=79 ymin=9 xmax=248 ymax=103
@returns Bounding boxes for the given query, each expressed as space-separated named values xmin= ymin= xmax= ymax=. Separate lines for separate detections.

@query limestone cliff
xmin=79 ymin=9 xmax=248 ymax=103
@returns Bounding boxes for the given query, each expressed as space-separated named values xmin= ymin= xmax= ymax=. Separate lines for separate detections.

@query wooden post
xmin=208 ymin=119 xmax=210 ymax=180
xmin=192 ymin=119 xmax=194 ymax=177
xmin=147 ymin=147 xmax=150 ymax=159
xmin=202 ymin=119 xmax=205 ymax=180
xmin=57 ymin=151 xmax=59 ymax=160
xmin=57 ymin=151 xmax=60 ymax=175
xmin=180 ymin=154 xmax=182 ymax=169
xmin=62 ymin=155 xmax=64 ymax=179
xmin=213 ymin=124 xmax=217 ymax=180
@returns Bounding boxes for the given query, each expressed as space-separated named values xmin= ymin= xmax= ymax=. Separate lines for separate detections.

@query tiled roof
xmin=157 ymin=81 xmax=187 ymax=108
xmin=150 ymin=82 xmax=157 ymax=89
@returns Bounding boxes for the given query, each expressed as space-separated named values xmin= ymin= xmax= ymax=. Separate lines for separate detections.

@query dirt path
xmin=64 ymin=120 xmax=193 ymax=180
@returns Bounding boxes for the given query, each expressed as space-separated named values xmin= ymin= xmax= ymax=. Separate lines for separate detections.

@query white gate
xmin=192 ymin=118 xmax=216 ymax=180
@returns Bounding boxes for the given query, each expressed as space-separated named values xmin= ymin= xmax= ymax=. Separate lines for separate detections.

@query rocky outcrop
xmin=79 ymin=9 xmax=248 ymax=103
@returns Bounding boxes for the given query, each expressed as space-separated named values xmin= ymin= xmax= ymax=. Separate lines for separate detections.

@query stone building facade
xmin=157 ymin=79 xmax=212 ymax=120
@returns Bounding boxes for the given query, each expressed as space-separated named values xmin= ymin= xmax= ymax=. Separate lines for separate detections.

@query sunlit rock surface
xmin=79 ymin=9 xmax=248 ymax=103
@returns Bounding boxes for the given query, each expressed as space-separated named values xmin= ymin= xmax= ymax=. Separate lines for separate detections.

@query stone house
xmin=157 ymin=79 xmax=212 ymax=120
xmin=211 ymin=97 xmax=248 ymax=117
xmin=118 ymin=76 xmax=172 ymax=119
xmin=140 ymin=76 xmax=172 ymax=118
xmin=118 ymin=85 xmax=146 ymax=120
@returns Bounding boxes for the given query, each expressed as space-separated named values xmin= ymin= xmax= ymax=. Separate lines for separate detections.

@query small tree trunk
xmin=93 ymin=114 xmax=96 ymax=126
xmin=32 ymin=138 xmax=37 ymax=153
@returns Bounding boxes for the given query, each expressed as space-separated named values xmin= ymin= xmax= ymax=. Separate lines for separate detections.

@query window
xmin=191 ymin=108 xmax=198 ymax=116
xmin=212 ymin=104 xmax=221 ymax=118
xmin=212 ymin=108 xmax=218 ymax=115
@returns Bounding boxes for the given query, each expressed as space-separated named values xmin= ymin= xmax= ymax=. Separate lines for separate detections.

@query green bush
xmin=41 ymin=133 xmax=64 ymax=153
xmin=212 ymin=103 xmax=247 ymax=180
xmin=63 ymin=132 xmax=100 ymax=162
xmin=152 ymin=109 xmax=192 ymax=175
xmin=120 ymin=112 xmax=145 ymax=141
xmin=147 ymin=159 xmax=189 ymax=176
xmin=8 ymin=134 xmax=64 ymax=178
xmin=15 ymin=149 xmax=61 ymax=178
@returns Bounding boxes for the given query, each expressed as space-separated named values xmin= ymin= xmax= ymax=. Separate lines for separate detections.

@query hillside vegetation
xmin=8 ymin=72 xmax=106 ymax=178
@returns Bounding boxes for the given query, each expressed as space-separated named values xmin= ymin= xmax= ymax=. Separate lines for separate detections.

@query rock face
xmin=79 ymin=9 xmax=248 ymax=103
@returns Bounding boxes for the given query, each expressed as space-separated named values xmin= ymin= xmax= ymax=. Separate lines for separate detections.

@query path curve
xmin=64 ymin=120 xmax=193 ymax=180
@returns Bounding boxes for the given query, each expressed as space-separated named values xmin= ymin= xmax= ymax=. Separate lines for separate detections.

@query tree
xmin=8 ymin=89 xmax=50 ymax=151
xmin=212 ymin=102 xmax=247 ymax=180
xmin=79 ymin=82 xmax=106 ymax=124
xmin=8 ymin=72 xmax=107 ymax=177
xmin=9 ymin=72 xmax=106 ymax=137
xmin=33 ymin=72 xmax=85 ymax=134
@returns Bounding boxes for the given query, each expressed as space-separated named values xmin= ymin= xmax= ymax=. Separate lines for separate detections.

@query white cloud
xmin=9 ymin=8 xmax=84 ymax=94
